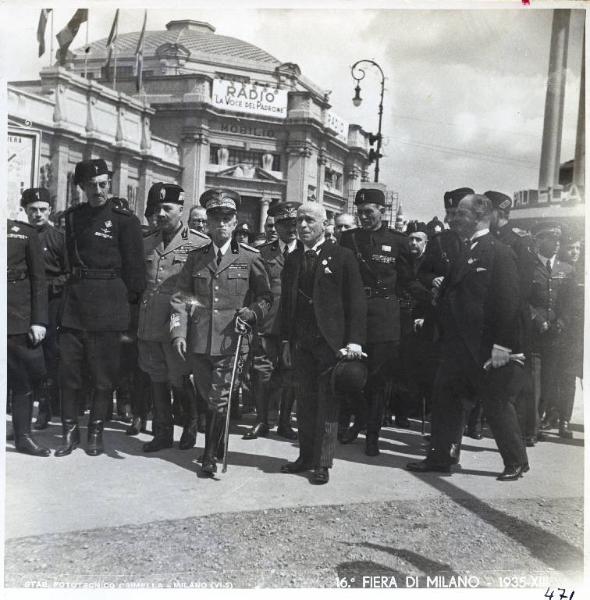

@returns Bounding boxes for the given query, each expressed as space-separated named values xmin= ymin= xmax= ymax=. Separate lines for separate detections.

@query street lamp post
xmin=351 ymin=59 xmax=385 ymax=183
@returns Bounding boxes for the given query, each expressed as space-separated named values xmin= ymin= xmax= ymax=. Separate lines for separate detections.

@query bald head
xmin=297 ymin=203 xmax=328 ymax=248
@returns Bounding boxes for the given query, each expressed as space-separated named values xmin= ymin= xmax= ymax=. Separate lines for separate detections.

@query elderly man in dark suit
xmin=279 ymin=203 xmax=367 ymax=484
xmin=407 ymin=194 xmax=528 ymax=481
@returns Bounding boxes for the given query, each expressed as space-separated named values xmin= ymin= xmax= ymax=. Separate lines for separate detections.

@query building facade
xmin=8 ymin=20 xmax=372 ymax=229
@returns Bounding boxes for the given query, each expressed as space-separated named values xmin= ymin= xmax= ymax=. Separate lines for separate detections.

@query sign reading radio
xmin=212 ymin=79 xmax=288 ymax=119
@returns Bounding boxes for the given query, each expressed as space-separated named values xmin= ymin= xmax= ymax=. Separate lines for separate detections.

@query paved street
xmin=3 ymin=388 xmax=585 ymax=591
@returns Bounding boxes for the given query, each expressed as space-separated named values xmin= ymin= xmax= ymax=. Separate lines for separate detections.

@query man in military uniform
xmin=339 ymin=187 xmax=410 ymax=456
xmin=170 ymin=188 xmax=273 ymax=476
xmin=55 ymin=158 xmax=146 ymax=457
xmin=263 ymin=214 xmax=279 ymax=243
xmin=21 ymin=188 xmax=67 ymax=430
xmin=138 ymin=183 xmax=209 ymax=452
xmin=525 ymin=221 xmax=575 ymax=439
xmin=242 ymin=201 xmax=303 ymax=441
xmin=7 ymin=218 xmax=50 ymax=456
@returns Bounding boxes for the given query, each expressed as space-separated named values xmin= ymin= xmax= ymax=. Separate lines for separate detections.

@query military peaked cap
xmin=268 ymin=200 xmax=301 ymax=221
xmin=74 ymin=159 xmax=110 ymax=186
xmin=200 ymin=188 xmax=241 ymax=212
xmin=531 ymin=221 xmax=562 ymax=237
xmin=21 ymin=187 xmax=51 ymax=207
xmin=444 ymin=187 xmax=474 ymax=209
xmin=484 ymin=190 xmax=512 ymax=211
xmin=235 ymin=222 xmax=251 ymax=233
xmin=355 ymin=188 xmax=386 ymax=207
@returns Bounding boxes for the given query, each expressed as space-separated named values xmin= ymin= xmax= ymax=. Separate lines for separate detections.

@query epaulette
xmin=239 ymin=242 xmax=260 ymax=253
xmin=111 ymin=203 xmax=133 ymax=217
xmin=8 ymin=220 xmax=36 ymax=232
xmin=197 ymin=242 xmax=212 ymax=253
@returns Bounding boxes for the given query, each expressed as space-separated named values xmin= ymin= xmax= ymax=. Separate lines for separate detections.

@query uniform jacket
xmin=257 ymin=238 xmax=304 ymax=336
xmin=494 ymin=223 xmax=531 ymax=266
xmin=7 ymin=219 xmax=48 ymax=334
xmin=170 ymin=239 xmax=272 ymax=356
xmin=436 ymin=233 xmax=520 ymax=366
xmin=418 ymin=229 xmax=464 ymax=287
xmin=522 ymin=252 xmax=574 ymax=340
xmin=60 ymin=199 xmax=146 ymax=331
xmin=279 ymin=239 xmax=367 ymax=353
xmin=37 ymin=224 xmax=67 ymax=289
xmin=138 ymin=223 xmax=209 ymax=342
xmin=339 ymin=225 xmax=409 ymax=343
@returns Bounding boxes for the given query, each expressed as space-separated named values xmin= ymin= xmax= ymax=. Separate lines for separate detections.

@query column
xmin=51 ymin=134 xmax=71 ymax=212
xmin=111 ymin=151 xmax=130 ymax=199
xmin=286 ymin=143 xmax=313 ymax=204
xmin=573 ymin=31 xmax=585 ymax=197
xmin=316 ymin=150 xmax=327 ymax=204
xmin=538 ymin=9 xmax=570 ymax=200
xmin=259 ymin=195 xmax=271 ymax=232
xmin=180 ymin=129 xmax=209 ymax=205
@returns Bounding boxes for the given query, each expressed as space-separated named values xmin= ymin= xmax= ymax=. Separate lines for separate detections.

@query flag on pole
xmin=135 ymin=10 xmax=147 ymax=92
xmin=56 ymin=8 xmax=88 ymax=65
xmin=103 ymin=9 xmax=120 ymax=80
xmin=37 ymin=9 xmax=53 ymax=57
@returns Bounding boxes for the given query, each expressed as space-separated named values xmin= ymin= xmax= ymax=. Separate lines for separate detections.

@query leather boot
xmin=54 ymin=419 xmax=80 ymax=457
xmin=365 ymin=432 xmax=380 ymax=456
xmin=12 ymin=392 xmax=50 ymax=457
xmin=143 ymin=382 xmax=173 ymax=452
xmin=125 ymin=415 xmax=145 ymax=436
xmin=177 ymin=380 xmax=198 ymax=450
xmin=86 ymin=420 xmax=104 ymax=456
xmin=276 ymin=388 xmax=297 ymax=440
xmin=243 ymin=378 xmax=270 ymax=440
xmin=202 ymin=410 xmax=222 ymax=475
xmin=33 ymin=386 xmax=51 ymax=430
xmin=86 ymin=389 xmax=112 ymax=456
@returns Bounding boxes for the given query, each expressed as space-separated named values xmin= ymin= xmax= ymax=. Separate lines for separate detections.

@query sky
xmin=0 ymin=1 xmax=585 ymax=221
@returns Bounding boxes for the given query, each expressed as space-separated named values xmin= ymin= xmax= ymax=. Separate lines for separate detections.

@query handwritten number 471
xmin=545 ymin=588 xmax=574 ymax=600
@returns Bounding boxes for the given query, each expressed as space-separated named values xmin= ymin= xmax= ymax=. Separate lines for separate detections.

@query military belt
xmin=71 ymin=267 xmax=121 ymax=280
xmin=364 ymin=286 xmax=394 ymax=299
xmin=7 ymin=269 xmax=28 ymax=282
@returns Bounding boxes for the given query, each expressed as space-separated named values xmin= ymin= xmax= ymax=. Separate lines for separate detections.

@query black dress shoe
xmin=201 ymin=457 xmax=217 ymax=476
xmin=558 ymin=421 xmax=573 ymax=439
xmin=467 ymin=429 xmax=483 ymax=440
xmin=280 ymin=457 xmax=311 ymax=473
xmin=143 ymin=435 xmax=173 ymax=453
xmin=125 ymin=416 xmax=144 ymax=436
xmin=406 ymin=459 xmax=451 ymax=473
xmin=309 ymin=467 xmax=329 ymax=485
xmin=242 ymin=422 xmax=269 ymax=440
xmin=276 ymin=425 xmax=298 ymax=440
xmin=536 ymin=432 xmax=547 ymax=442
xmin=525 ymin=436 xmax=536 ymax=447
xmin=15 ymin=434 xmax=50 ymax=457
xmin=33 ymin=410 xmax=51 ymax=430
xmin=497 ymin=465 xmax=526 ymax=481
xmin=339 ymin=425 xmax=360 ymax=444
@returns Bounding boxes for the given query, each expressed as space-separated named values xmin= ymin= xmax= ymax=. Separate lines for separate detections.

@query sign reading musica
xmin=212 ymin=79 xmax=288 ymax=119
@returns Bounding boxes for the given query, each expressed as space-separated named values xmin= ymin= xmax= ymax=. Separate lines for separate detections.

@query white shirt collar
xmin=279 ymin=239 xmax=297 ymax=254
xmin=538 ymin=253 xmax=556 ymax=269
xmin=212 ymin=239 xmax=232 ymax=256
xmin=303 ymin=235 xmax=326 ymax=253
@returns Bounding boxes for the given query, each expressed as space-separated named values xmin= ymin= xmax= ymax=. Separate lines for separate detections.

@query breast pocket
xmin=192 ymin=271 xmax=210 ymax=296
xmin=227 ymin=269 xmax=249 ymax=295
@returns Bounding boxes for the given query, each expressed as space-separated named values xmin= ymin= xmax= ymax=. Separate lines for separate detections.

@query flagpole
xmin=49 ymin=10 xmax=54 ymax=66
xmin=84 ymin=13 xmax=89 ymax=78
xmin=113 ymin=13 xmax=118 ymax=91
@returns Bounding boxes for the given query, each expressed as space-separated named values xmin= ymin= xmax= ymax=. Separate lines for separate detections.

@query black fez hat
xmin=355 ymin=188 xmax=386 ymax=207
xmin=331 ymin=359 xmax=368 ymax=394
xmin=484 ymin=190 xmax=512 ymax=211
xmin=444 ymin=187 xmax=474 ymax=209
xmin=74 ymin=159 xmax=110 ymax=186
xmin=200 ymin=188 xmax=241 ymax=212
xmin=406 ymin=221 xmax=428 ymax=235
xmin=21 ymin=187 xmax=51 ymax=208
xmin=268 ymin=200 xmax=301 ymax=221
xmin=531 ymin=221 xmax=562 ymax=237
xmin=148 ymin=182 xmax=185 ymax=207
xmin=235 ymin=222 xmax=251 ymax=233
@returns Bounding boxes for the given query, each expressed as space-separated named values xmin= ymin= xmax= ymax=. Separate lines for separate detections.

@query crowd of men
xmin=6 ymin=159 xmax=584 ymax=485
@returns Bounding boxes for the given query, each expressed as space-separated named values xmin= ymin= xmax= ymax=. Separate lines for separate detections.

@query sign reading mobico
xmin=212 ymin=79 xmax=288 ymax=119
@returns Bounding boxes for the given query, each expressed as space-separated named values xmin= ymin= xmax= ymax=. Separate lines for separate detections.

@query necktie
xmin=216 ymin=249 xmax=223 ymax=266
xmin=546 ymin=259 xmax=552 ymax=274
xmin=304 ymin=249 xmax=317 ymax=273
xmin=283 ymin=244 xmax=289 ymax=258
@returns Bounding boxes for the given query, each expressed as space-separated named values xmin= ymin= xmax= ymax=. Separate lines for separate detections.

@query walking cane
xmin=221 ymin=318 xmax=249 ymax=473
xmin=421 ymin=396 xmax=426 ymax=436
